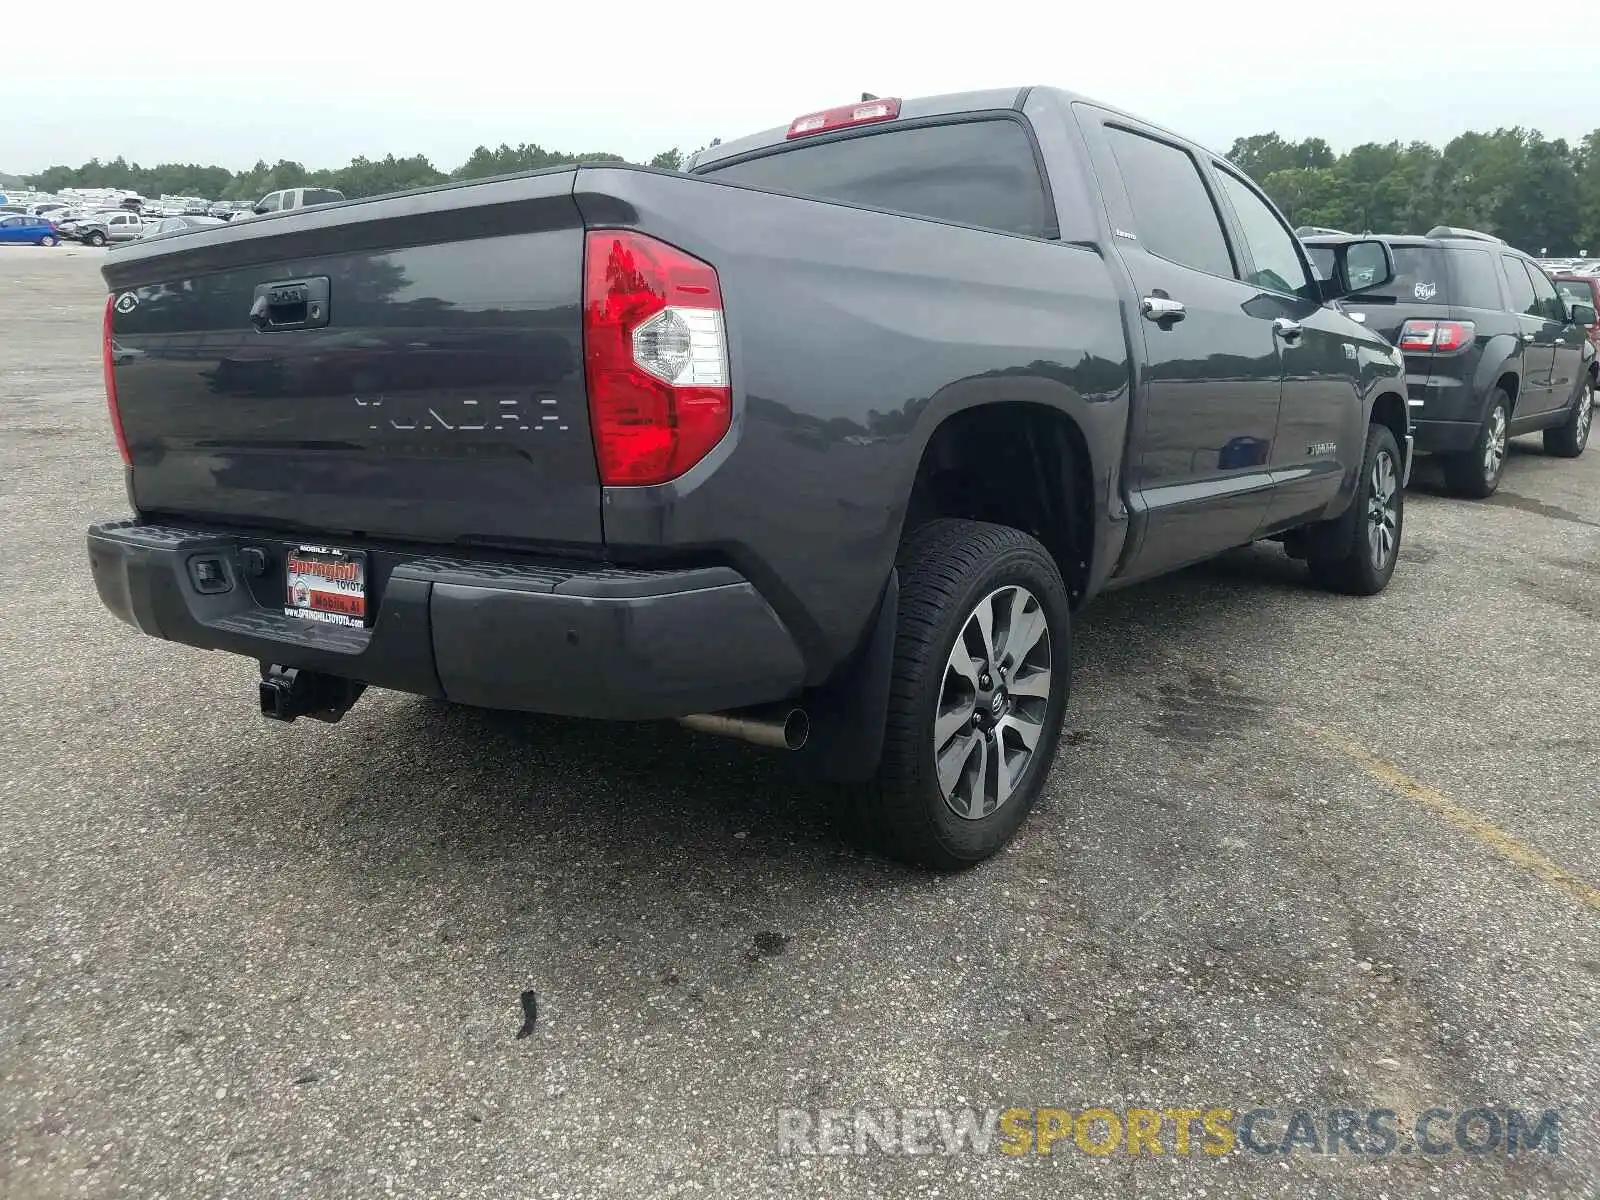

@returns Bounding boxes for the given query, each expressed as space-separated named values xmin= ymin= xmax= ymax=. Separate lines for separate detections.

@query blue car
xmin=0 ymin=215 xmax=60 ymax=246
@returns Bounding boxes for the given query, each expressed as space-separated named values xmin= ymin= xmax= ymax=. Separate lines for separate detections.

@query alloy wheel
xmin=934 ymin=585 xmax=1053 ymax=821
xmin=1484 ymin=406 xmax=1507 ymax=482
xmin=1578 ymin=385 xmax=1594 ymax=450
xmin=1366 ymin=448 xmax=1399 ymax=570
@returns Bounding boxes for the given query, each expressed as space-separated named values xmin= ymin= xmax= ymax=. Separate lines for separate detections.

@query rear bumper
xmin=86 ymin=520 xmax=807 ymax=720
xmin=1411 ymin=418 xmax=1481 ymax=455
xmin=1405 ymin=372 xmax=1484 ymax=454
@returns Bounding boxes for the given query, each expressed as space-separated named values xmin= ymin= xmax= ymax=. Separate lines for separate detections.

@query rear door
xmin=1500 ymin=254 xmax=1557 ymax=414
xmin=1079 ymin=113 xmax=1283 ymax=575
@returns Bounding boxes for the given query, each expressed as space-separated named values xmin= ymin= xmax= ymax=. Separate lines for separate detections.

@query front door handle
xmin=1141 ymin=295 xmax=1186 ymax=326
xmin=1522 ymin=332 xmax=1536 ymax=343
xmin=1272 ymin=317 xmax=1303 ymax=343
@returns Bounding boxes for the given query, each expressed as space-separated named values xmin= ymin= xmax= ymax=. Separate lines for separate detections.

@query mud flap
xmin=790 ymin=570 xmax=898 ymax=783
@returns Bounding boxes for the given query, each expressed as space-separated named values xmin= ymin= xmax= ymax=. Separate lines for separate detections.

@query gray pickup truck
xmin=87 ymin=86 xmax=1410 ymax=868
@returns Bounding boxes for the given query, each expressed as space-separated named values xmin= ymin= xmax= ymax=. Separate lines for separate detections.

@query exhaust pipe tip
xmin=678 ymin=706 xmax=809 ymax=751
xmin=779 ymin=708 xmax=809 ymax=751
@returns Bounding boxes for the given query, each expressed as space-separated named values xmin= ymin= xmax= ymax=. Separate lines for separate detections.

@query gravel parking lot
xmin=2 ymin=248 xmax=1597 ymax=1199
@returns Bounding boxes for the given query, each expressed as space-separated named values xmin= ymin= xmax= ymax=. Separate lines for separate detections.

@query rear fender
xmin=1471 ymin=337 xmax=1523 ymax=416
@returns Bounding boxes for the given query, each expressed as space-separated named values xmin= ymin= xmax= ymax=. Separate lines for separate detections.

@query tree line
xmin=21 ymin=143 xmax=697 ymax=206
xmin=1227 ymin=128 xmax=1600 ymax=254
xmin=22 ymin=125 xmax=1600 ymax=254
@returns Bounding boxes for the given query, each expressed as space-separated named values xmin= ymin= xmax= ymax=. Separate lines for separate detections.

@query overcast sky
xmin=4 ymin=2 xmax=1597 ymax=177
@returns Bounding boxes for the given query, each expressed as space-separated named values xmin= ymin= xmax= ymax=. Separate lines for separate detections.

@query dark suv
xmin=1305 ymin=227 xmax=1595 ymax=497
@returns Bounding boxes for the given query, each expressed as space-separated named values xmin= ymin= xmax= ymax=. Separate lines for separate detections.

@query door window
xmin=1213 ymin=168 xmax=1311 ymax=296
xmin=1104 ymin=127 xmax=1234 ymax=278
xmin=1523 ymin=262 xmax=1567 ymax=322
xmin=1500 ymin=256 xmax=1539 ymax=317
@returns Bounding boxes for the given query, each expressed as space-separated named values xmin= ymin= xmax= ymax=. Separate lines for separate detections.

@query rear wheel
xmin=1543 ymin=377 xmax=1593 ymax=458
xmin=1441 ymin=390 xmax=1509 ymax=498
xmin=39 ymin=235 xmax=57 ymax=247
xmin=861 ymin=519 xmax=1071 ymax=870
xmin=1308 ymin=422 xmax=1404 ymax=595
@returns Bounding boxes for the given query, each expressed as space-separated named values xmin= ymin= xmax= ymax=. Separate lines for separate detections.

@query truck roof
xmin=690 ymin=86 xmax=1226 ymax=173
xmin=691 ymin=88 xmax=1027 ymax=171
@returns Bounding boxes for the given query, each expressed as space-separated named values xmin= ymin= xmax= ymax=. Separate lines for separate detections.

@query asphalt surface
xmin=2 ymin=247 xmax=1597 ymax=1200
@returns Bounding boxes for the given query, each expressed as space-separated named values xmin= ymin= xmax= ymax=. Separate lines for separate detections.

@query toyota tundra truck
xmin=86 ymin=86 xmax=1410 ymax=869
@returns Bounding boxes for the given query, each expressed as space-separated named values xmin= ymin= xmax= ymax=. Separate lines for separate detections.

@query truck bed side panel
xmin=575 ymin=167 xmax=1132 ymax=681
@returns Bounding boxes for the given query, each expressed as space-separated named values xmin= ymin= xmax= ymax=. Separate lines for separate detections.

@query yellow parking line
xmin=1303 ymin=724 xmax=1600 ymax=913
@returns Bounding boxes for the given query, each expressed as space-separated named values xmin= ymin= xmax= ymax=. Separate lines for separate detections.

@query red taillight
xmin=1397 ymin=319 xmax=1475 ymax=353
xmin=786 ymin=97 xmax=901 ymax=139
xmin=102 ymin=294 xmax=130 ymax=465
xmin=582 ymin=230 xmax=731 ymax=487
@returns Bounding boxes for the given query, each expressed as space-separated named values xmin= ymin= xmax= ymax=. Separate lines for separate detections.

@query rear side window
xmin=1103 ymin=127 xmax=1233 ymax=278
xmin=1500 ymin=255 xmax=1539 ymax=317
xmin=1447 ymin=249 xmax=1503 ymax=310
xmin=697 ymin=119 xmax=1052 ymax=238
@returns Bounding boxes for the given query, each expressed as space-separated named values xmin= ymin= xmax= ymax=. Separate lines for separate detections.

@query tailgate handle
xmin=250 ymin=277 xmax=330 ymax=332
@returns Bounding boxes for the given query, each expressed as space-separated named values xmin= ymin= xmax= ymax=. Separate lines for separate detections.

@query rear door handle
xmin=1272 ymin=317 xmax=1303 ymax=343
xmin=1140 ymin=295 xmax=1186 ymax=326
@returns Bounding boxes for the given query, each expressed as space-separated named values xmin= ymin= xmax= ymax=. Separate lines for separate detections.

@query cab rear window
xmin=696 ymin=119 xmax=1052 ymax=238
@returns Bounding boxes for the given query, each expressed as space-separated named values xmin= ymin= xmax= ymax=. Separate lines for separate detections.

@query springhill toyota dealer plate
xmin=284 ymin=544 xmax=368 ymax=627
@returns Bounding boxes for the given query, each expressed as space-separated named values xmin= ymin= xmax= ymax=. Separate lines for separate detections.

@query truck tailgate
xmin=101 ymin=168 xmax=600 ymax=549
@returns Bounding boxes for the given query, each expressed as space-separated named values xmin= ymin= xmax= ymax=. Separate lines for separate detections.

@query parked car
xmin=233 ymin=187 xmax=346 ymax=221
xmin=139 ymin=215 xmax=227 ymax=238
xmin=88 ymin=86 xmax=1411 ymax=868
xmin=60 ymin=210 xmax=144 ymax=246
xmin=1304 ymin=227 xmax=1595 ymax=496
xmin=0 ymin=214 xmax=60 ymax=246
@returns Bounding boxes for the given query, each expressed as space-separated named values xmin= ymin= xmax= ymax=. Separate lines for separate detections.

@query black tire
xmin=86 ymin=231 xmax=107 ymax=247
xmin=860 ymin=518 xmax=1071 ymax=870
xmin=1543 ymin=376 xmax=1593 ymax=458
xmin=1307 ymin=422 xmax=1404 ymax=596
xmin=1441 ymin=390 xmax=1509 ymax=498
xmin=39 ymin=235 xmax=57 ymax=247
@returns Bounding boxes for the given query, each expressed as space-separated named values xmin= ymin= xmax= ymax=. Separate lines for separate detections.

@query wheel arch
xmin=1369 ymin=390 xmax=1407 ymax=451
xmin=899 ymin=396 xmax=1099 ymax=608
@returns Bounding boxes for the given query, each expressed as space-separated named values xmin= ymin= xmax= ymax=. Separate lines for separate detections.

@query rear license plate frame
xmin=284 ymin=543 xmax=369 ymax=628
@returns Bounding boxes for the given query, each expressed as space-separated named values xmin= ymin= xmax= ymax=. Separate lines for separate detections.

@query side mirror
xmin=252 ymin=203 xmax=268 ymax=215
xmin=1569 ymin=301 xmax=1596 ymax=328
xmin=1322 ymin=239 xmax=1395 ymax=301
